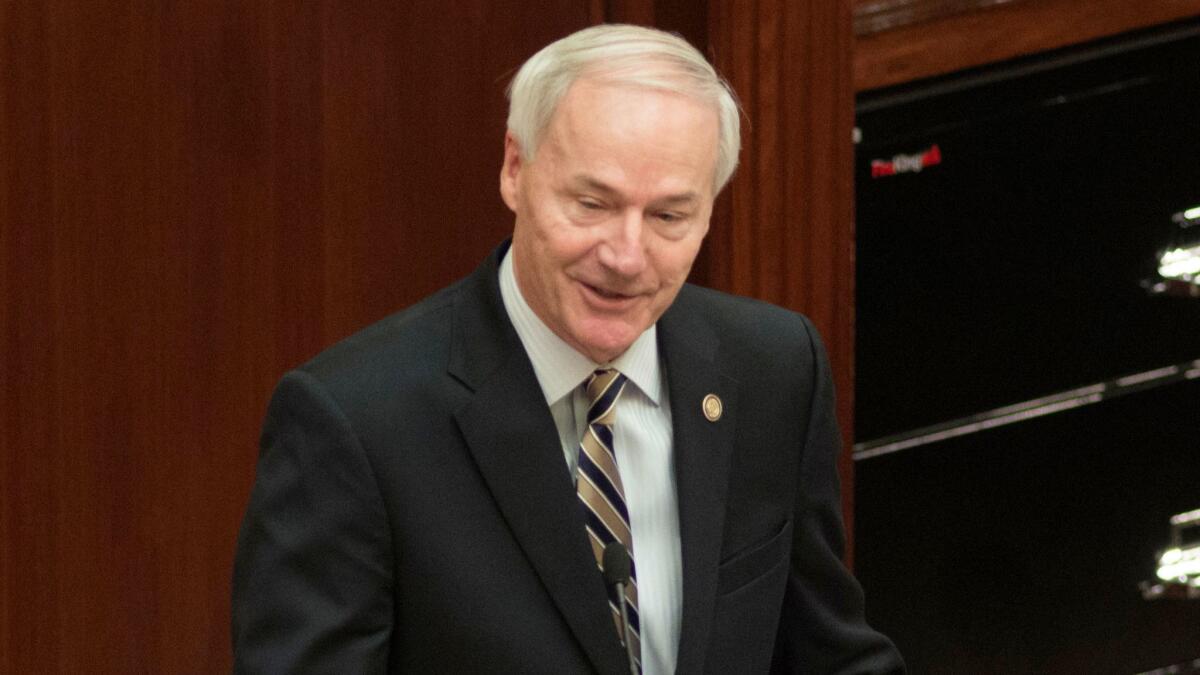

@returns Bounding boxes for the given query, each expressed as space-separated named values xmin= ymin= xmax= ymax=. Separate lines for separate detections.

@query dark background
xmin=857 ymin=379 xmax=1200 ymax=673
xmin=856 ymin=22 xmax=1200 ymax=439
xmin=855 ymin=21 xmax=1200 ymax=673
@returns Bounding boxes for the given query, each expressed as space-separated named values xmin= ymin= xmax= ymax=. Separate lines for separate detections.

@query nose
xmin=596 ymin=209 xmax=648 ymax=278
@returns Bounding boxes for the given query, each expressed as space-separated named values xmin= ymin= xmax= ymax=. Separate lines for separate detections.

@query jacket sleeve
xmin=770 ymin=317 xmax=905 ymax=674
xmin=232 ymin=369 xmax=394 ymax=674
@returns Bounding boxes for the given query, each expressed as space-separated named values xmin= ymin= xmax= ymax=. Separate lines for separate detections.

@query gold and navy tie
xmin=576 ymin=368 xmax=641 ymax=668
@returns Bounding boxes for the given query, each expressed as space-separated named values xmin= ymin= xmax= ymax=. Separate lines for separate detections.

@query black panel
xmin=855 ymin=19 xmax=1200 ymax=441
xmin=856 ymin=379 xmax=1200 ymax=673
xmin=854 ymin=19 xmax=1200 ymax=673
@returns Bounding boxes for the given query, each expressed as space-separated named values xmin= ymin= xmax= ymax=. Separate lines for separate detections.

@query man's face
xmin=500 ymin=78 xmax=719 ymax=363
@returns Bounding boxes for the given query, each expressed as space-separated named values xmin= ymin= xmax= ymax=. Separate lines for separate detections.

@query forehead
xmin=550 ymin=75 xmax=717 ymax=134
xmin=540 ymin=79 xmax=720 ymax=193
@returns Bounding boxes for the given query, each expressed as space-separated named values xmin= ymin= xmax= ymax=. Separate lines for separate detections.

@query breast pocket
xmin=707 ymin=519 xmax=794 ymax=673
xmin=715 ymin=518 xmax=793 ymax=597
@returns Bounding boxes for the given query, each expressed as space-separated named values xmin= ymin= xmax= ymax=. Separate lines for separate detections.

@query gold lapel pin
xmin=702 ymin=394 xmax=723 ymax=422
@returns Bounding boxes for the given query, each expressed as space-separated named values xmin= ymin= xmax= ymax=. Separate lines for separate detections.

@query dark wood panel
xmin=603 ymin=0 xmax=657 ymax=24
xmin=854 ymin=0 xmax=1024 ymax=35
xmin=0 ymin=2 xmax=589 ymax=672
xmin=855 ymin=0 xmax=1200 ymax=90
xmin=704 ymin=0 xmax=860 ymax=556
xmin=633 ymin=0 xmax=710 ymax=53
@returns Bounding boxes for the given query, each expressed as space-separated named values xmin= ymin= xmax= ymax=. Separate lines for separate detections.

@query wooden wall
xmin=1 ymin=1 xmax=857 ymax=671
xmin=704 ymin=1 xmax=858 ymax=541
xmin=0 ymin=3 xmax=589 ymax=671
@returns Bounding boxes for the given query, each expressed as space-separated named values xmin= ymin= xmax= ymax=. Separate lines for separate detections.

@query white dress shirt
xmin=499 ymin=249 xmax=682 ymax=675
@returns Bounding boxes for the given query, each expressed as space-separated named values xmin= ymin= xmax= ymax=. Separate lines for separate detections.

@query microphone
xmin=602 ymin=542 xmax=638 ymax=675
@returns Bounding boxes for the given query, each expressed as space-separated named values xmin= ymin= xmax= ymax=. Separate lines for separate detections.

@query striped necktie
xmin=576 ymin=368 xmax=641 ymax=668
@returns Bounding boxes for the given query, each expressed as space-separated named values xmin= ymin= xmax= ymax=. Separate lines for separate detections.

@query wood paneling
xmin=625 ymin=0 xmax=710 ymax=54
xmin=854 ymin=0 xmax=1023 ymax=35
xmin=602 ymin=0 xmax=658 ymax=25
xmin=704 ymin=0 xmax=860 ymax=552
xmin=855 ymin=0 xmax=1200 ymax=90
xmin=0 ymin=2 xmax=589 ymax=672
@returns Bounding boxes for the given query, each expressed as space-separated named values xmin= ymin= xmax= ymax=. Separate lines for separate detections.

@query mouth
xmin=580 ymin=281 xmax=640 ymax=307
xmin=586 ymin=283 xmax=630 ymax=299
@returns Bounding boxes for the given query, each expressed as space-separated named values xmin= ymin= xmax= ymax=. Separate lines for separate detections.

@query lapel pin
xmin=702 ymin=394 xmax=722 ymax=422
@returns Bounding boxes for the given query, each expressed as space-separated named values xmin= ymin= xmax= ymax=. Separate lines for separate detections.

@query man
xmin=233 ymin=24 xmax=903 ymax=674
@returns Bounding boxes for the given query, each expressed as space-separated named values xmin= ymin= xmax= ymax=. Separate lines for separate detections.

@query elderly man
xmin=233 ymin=24 xmax=903 ymax=674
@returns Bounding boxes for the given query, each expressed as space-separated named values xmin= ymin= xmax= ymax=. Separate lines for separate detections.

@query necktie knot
xmin=586 ymin=368 xmax=627 ymax=427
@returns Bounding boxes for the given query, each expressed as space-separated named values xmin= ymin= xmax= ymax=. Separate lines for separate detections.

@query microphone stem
xmin=615 ymin=580 xmax=637 ymax=675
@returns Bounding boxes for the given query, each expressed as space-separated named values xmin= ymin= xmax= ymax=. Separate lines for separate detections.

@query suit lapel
xmin=660 ymin=292 xmax=739 ymax=675
xmin=449 ymin=247 xmax=628 ymax=675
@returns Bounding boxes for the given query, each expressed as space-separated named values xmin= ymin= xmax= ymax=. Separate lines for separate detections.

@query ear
xmin=499 ymin=131 xmax=523 ymax=213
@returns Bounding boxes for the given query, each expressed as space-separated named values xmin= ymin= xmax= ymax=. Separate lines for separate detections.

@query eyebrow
xmin=569 ymin=175 xmax=701 ymax=207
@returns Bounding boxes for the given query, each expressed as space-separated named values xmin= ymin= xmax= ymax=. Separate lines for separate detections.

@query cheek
xmin=543 ymin=232 xmax=604 ymax=279
xmin=531 ymin=239 xmax=588 ymax=304
xmin=654 ymin=245 xmax=703 ymax=286
xmin=527 ymin=200 xmax=586 ymax=251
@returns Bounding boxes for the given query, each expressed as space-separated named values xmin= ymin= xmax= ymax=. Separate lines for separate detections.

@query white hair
xmin=506 ymin=24 xmax=741 ymax=193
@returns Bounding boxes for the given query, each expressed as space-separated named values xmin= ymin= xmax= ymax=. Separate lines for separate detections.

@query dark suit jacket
xmin=232 ymin=242 xmax=903 ymax=674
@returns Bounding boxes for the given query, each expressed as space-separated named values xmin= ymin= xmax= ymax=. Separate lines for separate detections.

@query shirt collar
xmin=499 ymin=247 xmax=662 ymax=407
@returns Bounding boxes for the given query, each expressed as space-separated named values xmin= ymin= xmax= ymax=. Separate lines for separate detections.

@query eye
xmin=655 ymin=211 xmax=685 ymax=223
xmin=578 ymin=198 xmax=604 ymax=210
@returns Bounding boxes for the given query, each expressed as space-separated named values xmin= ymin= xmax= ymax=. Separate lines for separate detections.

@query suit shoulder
xmin=674 ymin=283 xmax=817 ymax=347
xmin=295 ymin=278 xmax=466 ymax=396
